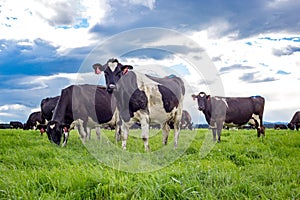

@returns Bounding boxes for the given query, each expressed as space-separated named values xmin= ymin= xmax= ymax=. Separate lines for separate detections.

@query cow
xmin=35 ymin=96 xmax=61 ymax=135
xmin=0 ymin=123 xmax=13 ymax=129
xmin=169 ymin=110 xmax=193 ymax=130
xmin=180 ymin=110 xmax=193 ymax=130
xmin=192 ymin=92 xmax=265 ymax=142
xmin=23 ymin=111 xmax=46 ymax=131
xmin=92 ymin=58 xmax=185 ymax=151
xmin=287 ymin=111 xmax=300 ymax=131
xmin=46 ymin=84 xmax=118 ymax=147
xmin=9 ymin=121 xmax=24 ymax=129
xmin=41 ymin=96 xmax=60 ymax=122
xmin=274 ymin=124 xmax=288 ymax=130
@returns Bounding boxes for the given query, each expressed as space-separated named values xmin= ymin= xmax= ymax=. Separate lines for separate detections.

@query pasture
xmin=0 ymin=128 xmax=299 ymax=199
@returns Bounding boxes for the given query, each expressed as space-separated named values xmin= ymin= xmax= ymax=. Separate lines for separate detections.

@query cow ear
xmin=60 ymin=124 xmax=70 ymax=129
xmin=120 ymin=65 xmax=133 ymax=71
xmin=191 ymin=94 xmax=197 ymax=100
xmin=207 ymin=95 xmax=210 ymax=100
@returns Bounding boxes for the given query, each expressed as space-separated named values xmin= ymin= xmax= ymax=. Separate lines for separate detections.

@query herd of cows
xmin=1 ymin=58 xmax=300 ymax=149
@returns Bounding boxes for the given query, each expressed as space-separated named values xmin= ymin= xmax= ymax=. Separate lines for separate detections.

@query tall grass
xmin=0 ymin=128 xmax=299 ymax=199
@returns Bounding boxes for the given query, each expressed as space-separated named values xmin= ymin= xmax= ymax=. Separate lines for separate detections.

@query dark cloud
xmin=90 ymin=0 xmax=300 ymax=39
xmin=239 ymin=72 xmax=277 ymax=83
xmin=272 ymin=45 xmax=300 ymax=56
xmin=219 ymin=64 xmax=254 ymax=73
xmin=121 ymin=48 xmax=173 ymax=60
xmin=212 ymin=56 xmax=222 ymax=62
xmin=0 ymin=39 xmax=85 ymax=75
xmin=36 ymin=2 xmax=80 ymax=27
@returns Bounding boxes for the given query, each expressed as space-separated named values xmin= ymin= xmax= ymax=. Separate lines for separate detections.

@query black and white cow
xmin=23 ymin=111 xmax=45 ymax=130
xmin=192 ymin=92 xmax=265 ymax=142
xmin=274 ymin=124 xmax=288 ymax=130
xmin=9 ymin=121 xmax=24 ymax=129
xmin=41 ymin=96 xmax=60 ymax=122
xmin=35 ymin=96 xmax=61 ymax=134
xmin=46 ymin=84 xmax=118 ymax=146
xmin=180 ymin=110 xmax=193 ymax=130
xmin=287 ymin=111 xmax=300 ymax=131
xmin=93 ymin=58 xmax=185 ymax=151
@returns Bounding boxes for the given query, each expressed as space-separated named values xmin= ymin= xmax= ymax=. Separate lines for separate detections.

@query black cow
xmin=0 ymin=124 xmax=12 ymax=129
xmin=36 ymin=96 xmax=60 ymax=134
xmin=9 ymin=121 xmax=24 ymax=129
xmin=41 ymin=96 xmax=60 ymax=122
xmin=180 ymin=110 xmax=193 ymax=130
xmin=23 ymin=111 xmax=45 ymax=130
xmin=93 ymin=58 xmax=185 ymax=151
xmin=46 ymin=84 xmax=118 ymax=146
xmin=192 ymin=92 xmax=265 ymax=142
xmin=288 ymin=111 xmax=300 ymax=131
xmin=274 ymin=124 xmax=288 ymax=130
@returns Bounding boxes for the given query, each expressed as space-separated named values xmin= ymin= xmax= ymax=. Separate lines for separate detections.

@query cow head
xmin=46 ymin=121 xmax=61 ymax=145
xmin=192 ymin=92 xmax=210 ymax=111
xmin=37 ymin=124 xmax=47 ymax=136
xmin=92 ymin=58 xmax=133 ymax=93
xmin=287 ymin=123 xmax=295 ymax=130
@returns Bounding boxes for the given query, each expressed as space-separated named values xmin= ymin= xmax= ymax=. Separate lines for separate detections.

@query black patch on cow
xmin=113 ymin=72 xmax=149 ymax=122
xmin=129 ymin=89 xmax=148 ymax=119
xmin=146 ymin=74 xmax=185 ymax=98
xmin=41 ymin=96 xmax=60 ymax=121
xmin=158 ymin=85 xmax=179 ymax=112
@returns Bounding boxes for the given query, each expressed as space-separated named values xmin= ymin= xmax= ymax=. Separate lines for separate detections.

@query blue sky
xmin=0 ymin=0 xmax=300 ymax=124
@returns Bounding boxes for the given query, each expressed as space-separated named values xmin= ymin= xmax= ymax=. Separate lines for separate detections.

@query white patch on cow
xmin=62 ymin=131 xmax=69 ymax=147
xmin=224 ymin=122 xmax=237 ymax=127
xmin=249 ymin=114 xmax=260 ymax=127
xmin=209 ymin=122 xmax=218 ymax=129
xmin=49 ymin=124 xmax=55 ymax=129
xmin=107 ymin=61 xmax=118 ymax=71
xmin=215 ymin=97 xmax=228 ymax=108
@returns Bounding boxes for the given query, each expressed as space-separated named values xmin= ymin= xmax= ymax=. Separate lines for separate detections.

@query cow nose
xmin=108 ymin=84 xmax=116 ymax=89
xmin=198 ymin=106 xmax=204 ymax=111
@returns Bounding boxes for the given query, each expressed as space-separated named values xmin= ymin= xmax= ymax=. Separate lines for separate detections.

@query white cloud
xmin=187 ymin=30 xmax=300 ymax=122
xmin=0 ymin=0 xmax=110 ymax=54
xmin=128 ymin=0 xmax=156 ymax=9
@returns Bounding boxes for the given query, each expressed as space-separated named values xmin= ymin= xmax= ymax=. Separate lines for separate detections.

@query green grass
xmin=0 ymin=128 xmax=299 ymax=199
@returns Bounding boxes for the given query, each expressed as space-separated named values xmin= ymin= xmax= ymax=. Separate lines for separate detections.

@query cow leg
xmin=212 ymin=129 xmax=217 ymax=142
xmin=121 ymin=123 xmax=129 ymax=150
xmin=62 ymin=128 xmax=69 ymax=147
xmin=95 ymin=126 xmax=101 ymax=140
xmin=75 ymin=120 xmax=87 ymax=143
xmin=140 ymin=115 xmax=150 ymax=151
xmin=86 ymin=126 xmax=91 ymax=140
xmin=162 ymin=122 xmax=170 ymax=145
xmin=217 ymin=128 xmax=222 ymax=143
xmin=115 ymin=124 xmax=121 ymax=142
xmin=173 ymin=120 xmax=180 ymax=149
xmin=216 ymin=121 xmax=224 ymax=142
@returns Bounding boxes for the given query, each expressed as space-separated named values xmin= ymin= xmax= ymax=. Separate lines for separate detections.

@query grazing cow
xmin=9 ymin=121 xmax=24 ymax=129
xmin=41 ymin=96 xmax=60 ymax=122
xmin=37 ymin=96 xmax=60 ymax=135
xmin=274 ymin=124 xmax=288 ymax=130
xmin=287 ymin=111 xmax=300 ymax=131
xmin=93 ymin=58 xmax=185 ymax=151
xmin=46 ymin=84 xmax=118 ymax=146
xmin=0 ymin=124 xmax=13 ymax=129
xmin=23 ymin=111 xmax=45 ymax=130
xmin=192 ymin=92 xmax=265 ymax=142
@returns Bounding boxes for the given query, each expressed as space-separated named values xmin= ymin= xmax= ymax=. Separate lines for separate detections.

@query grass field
xmin=0 ymin=128 xmax=299 ymax=199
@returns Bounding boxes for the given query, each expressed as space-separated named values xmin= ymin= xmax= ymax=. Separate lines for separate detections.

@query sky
xmin=0 ymin=0 xmax=300 ymax=124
